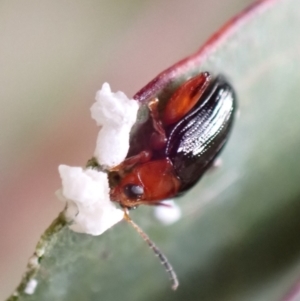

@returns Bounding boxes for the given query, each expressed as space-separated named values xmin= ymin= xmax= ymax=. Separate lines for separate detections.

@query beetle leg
xmin=148 ymin=98 xmax=166 ymax=136
xmin=144 ymin=201 xmax=172 ymax=207
xmin=110 ymin=150 xmax=152 ymax=173
xmin=148 ymin=98 xmax=167 ymax=150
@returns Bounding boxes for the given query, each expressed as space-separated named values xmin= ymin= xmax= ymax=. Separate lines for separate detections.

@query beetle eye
xmin=123 ymin=184 xmax=144 ymax=200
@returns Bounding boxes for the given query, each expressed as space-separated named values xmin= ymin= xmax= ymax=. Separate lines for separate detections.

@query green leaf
xmin=8 ymin=0 xmax=300 ymax=300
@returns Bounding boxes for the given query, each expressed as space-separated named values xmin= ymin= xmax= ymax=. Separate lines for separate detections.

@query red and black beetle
xmin=106 ymin=72 xmax=236 ymax=290
xmin=109 ymin=72 xmax=236 ymax=209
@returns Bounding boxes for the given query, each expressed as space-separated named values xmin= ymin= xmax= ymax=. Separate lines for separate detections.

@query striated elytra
xmin=166 ymin=74 xmax=236 ymax=193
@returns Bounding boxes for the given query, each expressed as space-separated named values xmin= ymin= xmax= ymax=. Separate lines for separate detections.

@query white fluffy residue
xmin=57 ymin=83 xmax=138 ymax=236
xmin=154 ymin=200 xmax=182 ymax=225
xmin=24 ymin=279 xmax=38 ymax=295
xmin=58 ymin=165 xmax=124 ymax=236
xmin=90 ymin=82 xmax=139 ymax=167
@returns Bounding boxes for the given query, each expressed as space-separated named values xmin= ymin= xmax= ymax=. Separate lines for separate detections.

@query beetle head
xmin=110 ymin=170 xmax=145 ymax=208
xmin=110 ymin=159 xmax=181 ymax=209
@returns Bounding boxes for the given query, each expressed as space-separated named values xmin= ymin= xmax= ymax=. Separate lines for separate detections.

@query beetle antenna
xmin=123 ymin=210 xmax=179 ymax=290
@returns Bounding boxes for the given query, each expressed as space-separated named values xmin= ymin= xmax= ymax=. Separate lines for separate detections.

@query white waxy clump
xmin=57 ymin=83 xmax=138 ymax=236
xmin=90 ymin=82 xmax=139 ymax=168
xmin=58 ymin=165 xmax=124 ymax=236
xmin=24 ymin=279 xmax=38 ymax=295
xmin=154 ymin=200 xmax=182 ymax=225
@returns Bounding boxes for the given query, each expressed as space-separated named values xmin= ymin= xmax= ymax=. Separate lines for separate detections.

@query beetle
xmin=109 ymin=72 xmax=237 ymax=209
xmin=108 ymin=72 xmax=236 ymax=290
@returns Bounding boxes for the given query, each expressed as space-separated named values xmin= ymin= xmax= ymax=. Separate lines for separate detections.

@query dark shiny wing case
xmin=166 ymin=75 xmax=237 ymax=192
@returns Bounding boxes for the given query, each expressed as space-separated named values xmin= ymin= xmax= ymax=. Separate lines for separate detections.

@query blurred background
xmin=0 ymin=0 xmax=255 ymax=299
